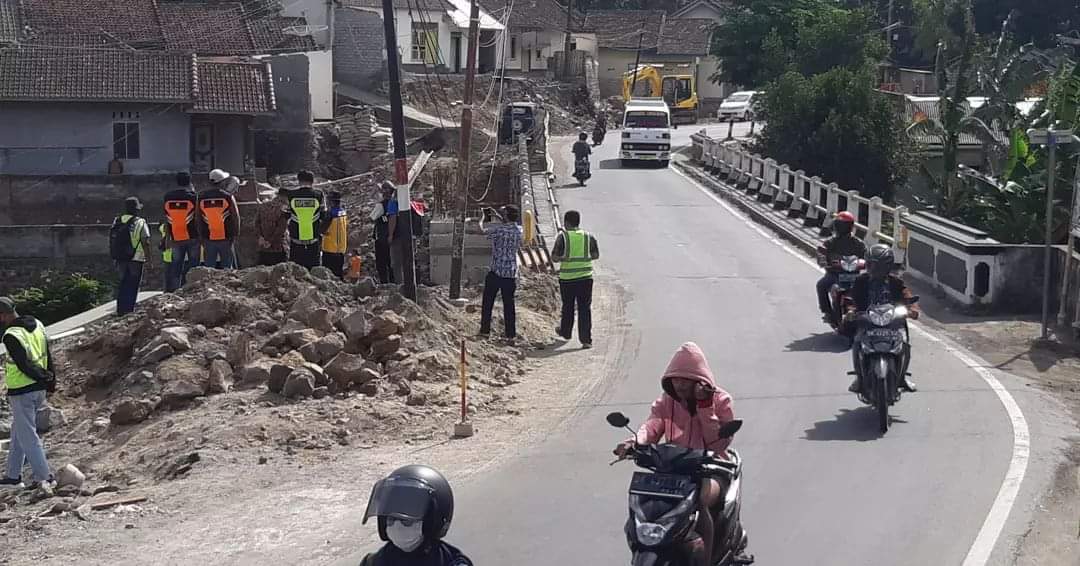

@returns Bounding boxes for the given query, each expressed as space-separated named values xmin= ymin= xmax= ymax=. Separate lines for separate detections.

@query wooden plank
xmin=89 ymin=494 xmax=148 ymax=511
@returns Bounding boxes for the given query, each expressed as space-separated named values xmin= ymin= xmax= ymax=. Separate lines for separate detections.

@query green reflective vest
xmin=290 ymin=197 xmax=321 ymax=243
xmin=3 ymin=319 xmax=48 ymax=390
xmin=160 ymin=224 xmax=173 ymax=263
xmin=559 ymin=230 xmax=593 ymax=281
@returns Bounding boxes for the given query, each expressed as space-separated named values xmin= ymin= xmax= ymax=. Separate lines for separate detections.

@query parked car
xmin=717 ymin=91 xmax=758 ymax=122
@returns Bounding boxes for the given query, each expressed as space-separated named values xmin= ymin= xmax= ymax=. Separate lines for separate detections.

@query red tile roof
xmin=478 ymin=0 xmax=584 ymax=32
xmin=0 ymin=46 xmax=275 ymax=114
xmin=657 ymin=18 xmax=713 ymax=55
xmin=0 ymin=47 xmax=192 ymax=102
xmin=583 ymin=10 xmax=665 ymax=50
xmin=158 ymin=1 xmax=256 ymax=55
xmin=193 ymin=59 xmax=276 ymax=114
xmin=19 ymin=0 xmax=164 ymax=47
xmin=250 ymin=16 xmax=318 ymax=53
xmin=1 ymin=0 xmax=19 ymax=44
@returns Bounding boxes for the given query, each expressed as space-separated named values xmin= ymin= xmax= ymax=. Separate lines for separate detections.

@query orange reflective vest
xmin=200 ymin=196 xmax=232 ymax=241
xmin=165 ymin=199 xmax=196 ymax=241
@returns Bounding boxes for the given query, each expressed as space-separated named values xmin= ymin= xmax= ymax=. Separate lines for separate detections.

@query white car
xmin=717 ymin=91 xmax=758 ymax=122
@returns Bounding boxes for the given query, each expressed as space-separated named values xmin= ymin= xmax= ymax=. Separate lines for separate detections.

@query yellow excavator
xmin=622 ymin=63 xmax=699 ymax=124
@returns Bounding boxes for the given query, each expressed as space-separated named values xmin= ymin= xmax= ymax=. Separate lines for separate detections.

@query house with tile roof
xmin=583 ymin=9 xmax=730 ymax=114
xmin=0 ymin=47 xmax=276 ymax=176
xmin=477 ymin=0 xmax=593 ymax=75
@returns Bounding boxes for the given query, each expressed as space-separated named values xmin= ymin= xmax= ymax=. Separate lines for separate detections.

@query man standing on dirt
xmin=478 ymin=205 xmax=524 ymax=341
xmin=370 ymin=181 xmax=397 ymax=283
xmin=162 ymin=172 xmax=200 ymax=291
xmin=0 ymin=297 xmax=56 ymax=489
xmin=552 ymin=210 xmax=599 ymax=349
xmin=111 ymin=197 xmax=151 ymax=315
xmin=255 ymin=187 xmax=291 ymax=266
xmin=287 ymin=170 xmax=329 ymax=270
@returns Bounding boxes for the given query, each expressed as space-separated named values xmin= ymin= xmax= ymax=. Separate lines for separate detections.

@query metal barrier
xmin=691 ymin=131 xmax=908 ymax=261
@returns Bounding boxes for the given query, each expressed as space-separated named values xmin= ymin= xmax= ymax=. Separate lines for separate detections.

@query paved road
xmin=439 ymin=137 xmax=1029 ymax=565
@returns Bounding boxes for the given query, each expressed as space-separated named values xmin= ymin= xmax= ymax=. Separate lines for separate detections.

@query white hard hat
xmin=209 ymin=169 xmax=230 ymax=183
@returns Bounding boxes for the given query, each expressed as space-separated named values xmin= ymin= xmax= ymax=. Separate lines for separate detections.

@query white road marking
xmin=672 ymin=164 xmax=1030 ymax=566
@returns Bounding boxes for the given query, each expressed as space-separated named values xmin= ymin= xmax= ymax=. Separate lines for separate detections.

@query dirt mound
xmin=0 ymin=264 xmax=557 ymax=526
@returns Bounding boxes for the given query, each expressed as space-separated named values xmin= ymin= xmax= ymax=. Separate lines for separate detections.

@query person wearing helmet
xmin=613 ymin=342 xmax=742 ymax=566
xmin=198 ymin=169 xmax=241 ymax=269
xmin=846 ymin=244 xmax=920 ymax=393
xmin=815 ymin=211 xmax=867 ymax=325
xmin=361 ymin=465 xmax=473 ymax=566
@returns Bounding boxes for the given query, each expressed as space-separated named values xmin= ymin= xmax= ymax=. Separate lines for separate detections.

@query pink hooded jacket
xmin=635 ymin=342 xmax=736 ymax=455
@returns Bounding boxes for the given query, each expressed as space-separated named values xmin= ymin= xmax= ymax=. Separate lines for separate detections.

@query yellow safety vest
xmin=3 ymin=319 xmax=49 ymax=390
xmin=160 ymin=224 xmax=173 ymax=263
xmin=322 ymin=212 xmax=348 ymax=254
xmin=559 ymin=230 xmax=593 ymax=281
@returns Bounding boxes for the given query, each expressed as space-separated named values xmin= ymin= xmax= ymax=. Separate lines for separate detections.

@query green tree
xmin=754 ymin=68 xmax=912 ymax=199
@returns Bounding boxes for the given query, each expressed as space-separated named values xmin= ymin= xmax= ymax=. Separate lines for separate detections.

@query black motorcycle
xmin=607 ymin=412 xmax=753 ymax=566
xmin=851 ymin=297 xmax=918 ymax=433
xmin=823 ymin=255 xmax=865 ymax=338
xmin=573 ymin=156 xmax=591 ymax=186
xmin=593 ymin=127 xmax=606 ymax=146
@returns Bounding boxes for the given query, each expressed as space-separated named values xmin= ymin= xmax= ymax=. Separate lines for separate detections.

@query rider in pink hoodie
xmin=614 ymin=342 xmax=736 ymax=566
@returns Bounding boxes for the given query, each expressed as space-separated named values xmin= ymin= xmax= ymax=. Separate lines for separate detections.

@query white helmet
xmin=209 ymin=169 xmax=230 ymax=184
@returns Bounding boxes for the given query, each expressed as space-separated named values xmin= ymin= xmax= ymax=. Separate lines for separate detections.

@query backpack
xmin=109 ymin=216 xmax=137 ymax=261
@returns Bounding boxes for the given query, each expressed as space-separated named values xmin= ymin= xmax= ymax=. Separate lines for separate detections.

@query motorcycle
xmin=607 ymin=412 xmax=753 ymax=566
xmin=823 ymin=255 xmax=865 ymax=338
xmin=850 ymin=296 xmax=918 ymax=433
xmin=593 ymin=127 xmax=606 ymax=146
xmin=573 ymin=156 xmax=592 ymax=186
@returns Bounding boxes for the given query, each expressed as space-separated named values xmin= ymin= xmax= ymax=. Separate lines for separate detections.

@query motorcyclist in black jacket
xmin=361 ymin=465 xmax=473 ymax=566
xmin=815 ymin=211 xmax=867 ymax=324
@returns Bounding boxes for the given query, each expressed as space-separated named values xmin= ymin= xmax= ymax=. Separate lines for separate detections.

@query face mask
xmin=387 ymin=519 xmax=425 ymax=553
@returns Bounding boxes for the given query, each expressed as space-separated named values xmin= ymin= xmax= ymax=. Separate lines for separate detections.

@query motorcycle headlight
xmin=867 ymin=307 xmax=894 ymax=326
xmin=635 ymin=521 xmax=669 ymax=547
xmin=894 ymin=306 xmax=908 ymax=319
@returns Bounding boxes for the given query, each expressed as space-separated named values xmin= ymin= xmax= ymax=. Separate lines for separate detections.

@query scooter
xmin=822 ymin=254 xmax=865 ymax=338
xmin=573 ymin=156 xmax=591 ymax=186
xmin=593 ymin=127 xmax=606 ymax=146
xmin=850 ymin=296 xmax=918 ymax=434
xmin=607 ymin=412 xmax=753 ymax=566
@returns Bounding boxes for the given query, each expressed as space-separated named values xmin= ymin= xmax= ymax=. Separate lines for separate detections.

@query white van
xmin=621 ymin=98 xmax=672 ymax=167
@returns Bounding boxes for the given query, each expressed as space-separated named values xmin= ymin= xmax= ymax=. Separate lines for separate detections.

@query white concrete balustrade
xmin=691 ymin=132 xmax=909 ymax=261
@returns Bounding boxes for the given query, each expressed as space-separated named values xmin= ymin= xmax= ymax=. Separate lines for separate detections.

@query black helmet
xmin=364 ymin=465 xmax=455 ymax=541
xmin=866 ymin=244 xmax=895 ymax=278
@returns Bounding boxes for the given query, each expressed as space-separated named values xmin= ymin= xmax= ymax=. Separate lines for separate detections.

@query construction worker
xmin=162 ymin=172 xmax=200 ymax=291
xmin=199 ymin=169 xmax=241 ymax=269
xmin=321 ymin=191 xmax=349 ymax=277
xmin=287 ymin=170 xmax=329 ymax=270
xmin=370 ymin=181 xmax=397 ymax=283
xmin=255 ymin=187 xmax=291 ymax=266
xmin=110 ymin=197 xmax=151 ymax=315
xmin=159 ymin=223 xmax=173 ymax=289
xmin=552 ymin=210 xmax=599 ymax=349
xmin=0 ymin=297 xmax=56 ymax=490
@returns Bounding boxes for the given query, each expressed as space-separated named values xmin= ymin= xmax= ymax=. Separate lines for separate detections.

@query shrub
xmin=9 ymin=272 xmax=112 ymax=325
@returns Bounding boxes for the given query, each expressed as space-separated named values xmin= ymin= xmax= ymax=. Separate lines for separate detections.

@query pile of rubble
xmin=0 ymin=263 xmax=558 ymax=526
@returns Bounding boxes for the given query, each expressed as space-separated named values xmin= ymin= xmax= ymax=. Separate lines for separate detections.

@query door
xmin=451 ymin=33 xmax=462 ymax=73
xmin=191 ymin=122 xmax=215 ymax=172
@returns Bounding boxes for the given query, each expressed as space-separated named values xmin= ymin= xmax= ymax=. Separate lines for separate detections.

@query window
xmin=113 ymin=122 xmax=140 ymax=160
xmin=411 ymin=23 xmax=440 ymax=64
xmin=535 ymin=48 xmax=542 ymax=60
xmin=510 ymin=36 xmax=518 ymax=60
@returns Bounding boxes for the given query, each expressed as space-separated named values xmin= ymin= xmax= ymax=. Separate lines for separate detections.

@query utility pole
xmin=886 ymin=0 xmax=894 ymax=58
xmin=629 ymin=30 xmax=644 ymax=99
xmin=449 ymin=0 xmax=481 ymax=300
xmin=381 ymin=0 xmax=417 ymax=300
xmin=1040 ymin=129 xmax=1059 ymax=340
xmin=561 ymin=0 xmax=574 ymax=79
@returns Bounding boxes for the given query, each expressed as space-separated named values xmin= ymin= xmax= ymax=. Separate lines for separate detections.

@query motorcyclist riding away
xmin=816 ymin=211 xmax=867 ymax=324
xmin=846 ymin=244 xmax=920 ymax=393
xmin=573 ymin=132 xmax=592 ymax=161
xmin=613 ymin=342 xmax=738 ymax=566
xmin=361 ymin=465 xmax=473 ymax=566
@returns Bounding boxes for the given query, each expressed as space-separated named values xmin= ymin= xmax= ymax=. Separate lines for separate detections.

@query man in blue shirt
xmin=478 ymin=205 xmax=523 ymax=341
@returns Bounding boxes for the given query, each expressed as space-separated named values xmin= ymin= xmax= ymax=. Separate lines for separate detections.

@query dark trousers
xmin=323 ymin=252 xmax=345 ymax=277
xmin=816 ymin=272 xmax=839 ymax=314
xmin=165 ymin=240 xmax=199 ymax=291
xmin=258 ymin=250 xmax=288 ymax=266
xmin=374 ymin=238 xmax=393 ymax=283
xmin=559 ymin=278 xmax=594 ymax=344
xmin=290 ymin=243 xmax=322 ymax=270
xmin=480 ymin=271 xmax=517 ymax=338
xmin=117 ymin=260 xmax=145 ymax=315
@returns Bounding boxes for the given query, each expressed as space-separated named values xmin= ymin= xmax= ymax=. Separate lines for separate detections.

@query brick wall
xmin=334 ymin=6 xmax=386 ymax=88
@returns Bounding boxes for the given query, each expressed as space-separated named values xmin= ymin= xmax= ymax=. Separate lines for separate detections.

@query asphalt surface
xmin=441 ymin=126 xmax=1025 ymax=566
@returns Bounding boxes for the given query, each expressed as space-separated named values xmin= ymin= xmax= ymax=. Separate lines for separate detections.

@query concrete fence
xmin=691 ymin=131 xmax=909 ymax=263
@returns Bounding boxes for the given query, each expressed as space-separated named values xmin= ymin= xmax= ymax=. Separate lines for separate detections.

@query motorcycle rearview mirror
xmin=908 ymin=295 xmax=920 ymax=305
xmin=606 ymin=412 xmax=631 ymax=429
xmin=717 ymin=419 xmax=743 ymax=439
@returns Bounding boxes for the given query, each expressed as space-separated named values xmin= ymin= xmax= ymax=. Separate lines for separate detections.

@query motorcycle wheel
xmin=874 ymin=358 xmax=889 ymax=433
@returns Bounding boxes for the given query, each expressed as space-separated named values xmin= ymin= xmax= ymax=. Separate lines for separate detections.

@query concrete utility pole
xmin=449 ymin=0 xmax=482 ymax=300
xmin=381 ymin=0 xmax=418 ymax=300
xmin=562 ymin=0 xmax=574 ymax=79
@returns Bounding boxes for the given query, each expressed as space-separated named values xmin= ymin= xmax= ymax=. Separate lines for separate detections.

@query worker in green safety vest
xmin=0 ymin=297 xmax=56 ymax=489
xmin=159 ymin=223 xmax=173 ymax=289
xmin=552 ymin=210 xmax=600 ymax=349
xmin=287 ymin=170 xmax=330 ymax=270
